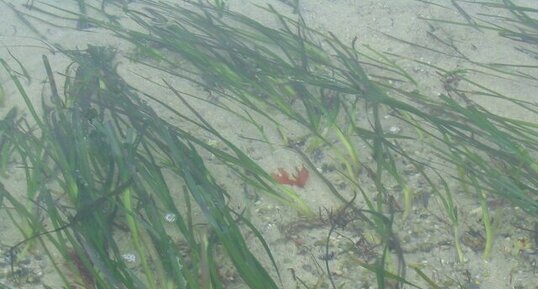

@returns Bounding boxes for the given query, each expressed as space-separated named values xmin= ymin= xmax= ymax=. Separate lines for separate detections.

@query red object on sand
xmin=272 ymin=165 xmax=309 ymax=188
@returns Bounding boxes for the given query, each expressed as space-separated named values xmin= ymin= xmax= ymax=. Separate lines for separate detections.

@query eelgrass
xmin=1 ymin=0 xmax=538 ymax=288
xmin=97 ymin=0 xmax=537 ymax=268
xmin=93 ymin=0 xmax=537 ymax=226
xmin=402 ymin=0 xmax=538 ymax=259
xmin=0 ymin=46 xmax=282 ymax=289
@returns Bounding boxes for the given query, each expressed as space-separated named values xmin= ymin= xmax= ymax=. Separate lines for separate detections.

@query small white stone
xmin=164 ymin=213 xmax=177 ymax=223
xmin=122 ymin=253 xmax=136 ymax=263
xmin=389 ymin=126 xmax=401 ymax=133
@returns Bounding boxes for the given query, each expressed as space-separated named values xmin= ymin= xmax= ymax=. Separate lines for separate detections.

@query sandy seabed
xmin=0 ymin=1 xmax=537 ymax=289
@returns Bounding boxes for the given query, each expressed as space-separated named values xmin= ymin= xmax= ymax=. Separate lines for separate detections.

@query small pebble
xmin=122 ymin=253 xmax=137 ymax=263
xmin=164 ymin=213 xmax=177 ymax=223
xmin=389 ymin=126 xmax=401 ymax=133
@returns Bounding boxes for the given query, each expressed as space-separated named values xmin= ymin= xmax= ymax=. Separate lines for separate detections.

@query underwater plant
xmin=0 ymin=1 xmax=537 ymax=289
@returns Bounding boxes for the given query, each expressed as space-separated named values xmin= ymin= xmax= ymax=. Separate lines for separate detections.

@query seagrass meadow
xmin=0 ymin=0 xmax=537 ymax=289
